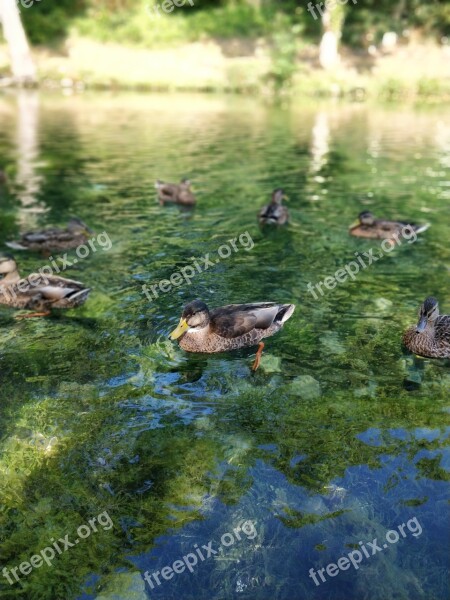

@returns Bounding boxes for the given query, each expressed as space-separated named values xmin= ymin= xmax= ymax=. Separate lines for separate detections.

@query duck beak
xmin=349 ymin=220 xmax=360 ymax=229
xmin=415 ymin=316 xmax=427 ymax=334
xmin=169 ymin=318 xmax=189 ymax=340
xmin=283 ymin=194 xmax=289 ymax=202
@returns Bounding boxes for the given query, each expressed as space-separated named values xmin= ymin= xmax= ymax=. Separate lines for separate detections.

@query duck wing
xmin=210 ymin=303 xmax=285 ymax=338
xmin=6 ymin=227 xmax=78 ymax=250
xmin=376 ymin=219 xmax=429 ymax=235
xmin=435 ymin=315 xmax=450 ymax=341
xmin=156 ymin=181 xmax=179 ymax=200
xmin=375 ymin=219 xmax=400 ymax=233
xmin=259 ymin=204 xmax=288 ymax=224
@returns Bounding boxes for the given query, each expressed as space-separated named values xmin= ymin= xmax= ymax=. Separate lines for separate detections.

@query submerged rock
xmin=289 ymin=375 xmax=321 ymax=400
xmin=96 ymin=572 xmax=147 ymax=600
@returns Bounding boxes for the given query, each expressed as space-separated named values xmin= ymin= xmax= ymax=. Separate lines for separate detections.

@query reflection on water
xmin=15 ymin=91 xmax=45 ymax=227
xmin=0 ymin=92 xmax=448 ymax=600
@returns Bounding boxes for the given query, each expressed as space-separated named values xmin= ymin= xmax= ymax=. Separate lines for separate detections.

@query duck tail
xmin=68 ymin=288 xmax=91 ymax=306
xmin=413 ymin=222 xmax=430 ymax=234
xmin=277 ymin=304 xmax=295 ymax=324
xmin=5 ymin=241 xmax=27 ymax=250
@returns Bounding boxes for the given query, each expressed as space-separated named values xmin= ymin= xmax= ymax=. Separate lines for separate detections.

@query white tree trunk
xmin=0 ymin=0 xmax=36 ymax=83
xmin=319 ymin=31 xmax=339 ymax=70
xmin=319 ymin=4 xmax=342 ymax=70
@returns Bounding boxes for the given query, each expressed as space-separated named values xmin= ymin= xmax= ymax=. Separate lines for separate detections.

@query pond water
xmin=0 ymin=92 xmax=449 ymax=600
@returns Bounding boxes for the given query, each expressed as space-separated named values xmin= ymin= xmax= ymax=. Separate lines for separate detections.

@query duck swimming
xmin=6 ymin=218 xmax=92 ymax=253
xmin=155 ymin=179 xmax=196 ymax=206
xmin=169 ymin=299 xmax=295 ymax=370
xmin=349 ymin=211 xmax=429 ymax=240
xmin=0 ymin=254 xmax=90 ymax=318
xmin=403 ymin=297 xmax=450 ymax=358
xmin=258 ymin=189 xmax=289 ymax=226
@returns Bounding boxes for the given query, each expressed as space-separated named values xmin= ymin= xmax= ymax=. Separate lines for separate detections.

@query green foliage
xmin=265 ymin=19 xmax=302 ymax=95
xmin=17 ymin=0 xmax=450 ymax=49
xmin=344 ymin=0 xmax=450 ymax=46
xmin=20 ymin=0 xmax=87 ymax=45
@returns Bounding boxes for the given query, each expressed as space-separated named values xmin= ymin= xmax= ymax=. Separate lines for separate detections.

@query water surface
xmin=0 ymin=92 xmax=449 ymax=600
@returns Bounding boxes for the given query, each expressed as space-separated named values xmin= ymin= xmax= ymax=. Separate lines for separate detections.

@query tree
xmin=319 ymin=1 xmax=346 ymax=69
xmin=0 ymin=0 xmax=36 ymax=83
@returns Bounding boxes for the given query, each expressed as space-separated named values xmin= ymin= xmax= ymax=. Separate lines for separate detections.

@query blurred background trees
xmin=17 ymin=0 xmax=450 ymax=47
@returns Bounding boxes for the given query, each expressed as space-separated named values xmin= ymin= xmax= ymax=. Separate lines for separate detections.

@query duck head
xmin=170 ymin=300 xmax=210 ymax=340
xmin=271 ymin=188 xmax=288 ymax=205
xmin=416 ymin=297 xmax=439 ymax=333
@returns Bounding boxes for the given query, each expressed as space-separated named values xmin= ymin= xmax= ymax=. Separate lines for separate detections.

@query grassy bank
xmin=1 ymin=36 xmax=449 ymax=103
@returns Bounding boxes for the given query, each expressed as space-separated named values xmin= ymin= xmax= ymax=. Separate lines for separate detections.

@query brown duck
xmin=0 ymin=254 xmax=90 ymax=318
xmin=349 ymin=211 xmax=429 ymax=240
xmin=403 ymin=297 xmax=450 ymax=358
xmin=169 ymin=299 xmax=295 ymax=370
xmin=258 ymin=189 xmax=289 ymax=226
xmin=155 ymin=179 xmax=196 ymax=206
xmin=6 ymin=218 xmax=92 ymax=253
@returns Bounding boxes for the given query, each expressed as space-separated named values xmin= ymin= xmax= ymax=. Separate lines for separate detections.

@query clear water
xmin=0 ymin=92 xmax=449 ymax=600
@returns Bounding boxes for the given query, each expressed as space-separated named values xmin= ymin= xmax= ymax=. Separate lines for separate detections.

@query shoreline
xmin=0 ymin=36 xmax=449 ymax=102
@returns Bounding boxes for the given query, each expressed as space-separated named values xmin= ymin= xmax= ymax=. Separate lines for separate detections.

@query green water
xmin=0 ymin=92 xmax=449 ymax=600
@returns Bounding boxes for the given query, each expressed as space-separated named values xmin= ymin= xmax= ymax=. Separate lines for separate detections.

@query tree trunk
xmin=319 ymin=2 xmax=345 ymax=70
xmin=0 ymin=0 xmax=36 ymax=83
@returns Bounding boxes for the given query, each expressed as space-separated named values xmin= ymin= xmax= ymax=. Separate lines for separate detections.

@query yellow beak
xmin=349 ymin=220 xmax=360 ymax=229
xmin=169 ymin=318 xmax=189 ymax=340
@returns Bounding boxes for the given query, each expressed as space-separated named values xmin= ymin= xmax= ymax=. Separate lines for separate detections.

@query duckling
xmin=403 ymin=297 xmax=450 ymax=358
xmin=349 ymin=211 xmax=429 ymax=240
xmin=6 ymin=218 xmax=93 ymax=253
xmin=258 ymin=189 xmax=289 ymax=226
xmin=155 ymin=179 xmax=196 ymax=206
xmin=0 ymin=254 xmax=90 ymax=318
xmin=169 ymin=299 xmax=295 ymax=370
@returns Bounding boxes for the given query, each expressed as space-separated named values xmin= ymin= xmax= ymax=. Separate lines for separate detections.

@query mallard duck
xmin=6 ymin=218 xmax=93 ymax=252
xmin=0 ymin=254 xmax=90 ymax=318
xmin=258 ymin=189 xmax=289 ymax=226
xmin=169 ymin=299 xmax=295 ymax=370
xmin=403 ymin=297 xmax=450 ymax=358
xmin=349 ymin=211 xmax=429 ymax=240
xmin=155 ymin=179 xmax=196 ymax=206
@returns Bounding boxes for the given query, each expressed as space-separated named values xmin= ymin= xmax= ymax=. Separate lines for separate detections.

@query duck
xmin=155 ymin=179 xmax=196 ymax=206
xmin=6 ymin=218 xmax=93 ymax=253
xmin=258 ymin=189 xmax=289 ymax=226
xmin=403 ymin=297 xmax=450 ymax=358
xmin=349 ymin=211 xmax=429 ymax=240
xmin=0 ymin=254 xmax=90 ymax=318
xmin=169 ymin=299 xmax=295 ymax=370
